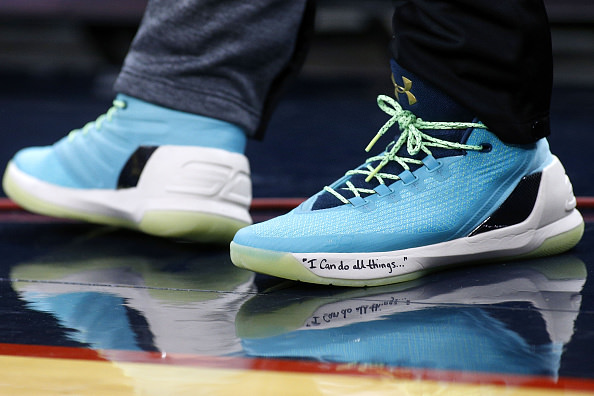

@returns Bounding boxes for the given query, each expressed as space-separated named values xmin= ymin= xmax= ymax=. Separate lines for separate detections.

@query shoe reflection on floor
xmin=237 ymin=255 xmax=586 ymax=380
xmin=9 ymin=228 xmax=255 ymax=356
xmin=5 ymin=226 xmax=587 ymax=392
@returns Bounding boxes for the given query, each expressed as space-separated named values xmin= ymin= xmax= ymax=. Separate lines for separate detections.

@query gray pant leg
xmin=114 ymin=0 xmax=311 ymax=136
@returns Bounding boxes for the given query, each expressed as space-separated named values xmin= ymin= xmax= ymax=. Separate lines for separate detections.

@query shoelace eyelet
xmin=479 ymin=143 xmax=493 ymax=153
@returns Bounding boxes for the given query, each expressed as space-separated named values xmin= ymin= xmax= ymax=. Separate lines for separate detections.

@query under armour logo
xmin=392 ymin=75 xmax=417 ymax=105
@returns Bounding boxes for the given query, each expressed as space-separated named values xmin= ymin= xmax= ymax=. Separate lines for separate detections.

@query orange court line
xmin=1 ymin=343 xmax=594 ymax=393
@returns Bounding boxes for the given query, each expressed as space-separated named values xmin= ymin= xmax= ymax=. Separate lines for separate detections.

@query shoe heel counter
xmin=136 ymin=145 xmax=252 ymax=212
xmin=533 ymin=155 xmax=579 ymax=228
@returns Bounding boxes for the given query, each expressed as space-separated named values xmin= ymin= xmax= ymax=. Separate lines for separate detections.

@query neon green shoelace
xmin=324 ymin=95 xmax=486 ymax=204
xmin=67 ymin=99 xmax=127 ymax=141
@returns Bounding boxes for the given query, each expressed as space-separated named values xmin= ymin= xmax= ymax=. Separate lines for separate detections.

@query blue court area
xmin=1 ymin=3 xmax=594 ymax=394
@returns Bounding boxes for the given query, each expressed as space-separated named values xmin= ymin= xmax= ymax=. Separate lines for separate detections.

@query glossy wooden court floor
xmin=1 ymin=205 xmax=594 ymax=395
xmin=1 ymin=73 xmax=594 ymax=395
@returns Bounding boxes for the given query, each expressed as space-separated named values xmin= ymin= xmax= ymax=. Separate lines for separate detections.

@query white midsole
xmin=6 ymin=145 xmax=252 ymax=224
xmin=291 ymin=156 xmax=583 ymax=280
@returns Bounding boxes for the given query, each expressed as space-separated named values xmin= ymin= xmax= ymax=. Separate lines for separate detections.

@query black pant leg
xmin=391 ymin=0 xmax=552 ymax=144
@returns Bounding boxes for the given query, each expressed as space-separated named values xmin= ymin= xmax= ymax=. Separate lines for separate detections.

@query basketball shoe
xmin=231 ymin=61 xmax=584 ymax=286
xmin=3 ymin=94 xmax=252 ymax=242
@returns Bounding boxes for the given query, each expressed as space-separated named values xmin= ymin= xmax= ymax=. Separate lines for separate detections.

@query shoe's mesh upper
xmin=312 ymin=60 xmax=479 ymax=211
xmin=312 ymin=128 xmax=469 ymax=210
xmin=239 ymin=128 xmax=538 ymax=253
xmin=12 ymin=94 xmax=247 ymax=190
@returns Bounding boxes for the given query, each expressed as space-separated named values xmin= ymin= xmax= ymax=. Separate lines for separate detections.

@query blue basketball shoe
xmin=3 ymin=94 xmax=252 ymax=242
xmin=231 ymin=62 xmax=584 ymax=286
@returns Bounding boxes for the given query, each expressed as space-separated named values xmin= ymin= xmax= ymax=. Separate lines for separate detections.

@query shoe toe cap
xmin=12 ymin=146 xmax=82 ymax=188
xmin=232 ymin=214 xmax=357 ymax=253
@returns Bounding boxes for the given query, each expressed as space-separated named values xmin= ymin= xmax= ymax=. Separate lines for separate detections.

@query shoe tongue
xmin=389 ymin=59 xmax=474 ymax=157
xmin=390 ymin=59 xmax=474 ymax=123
